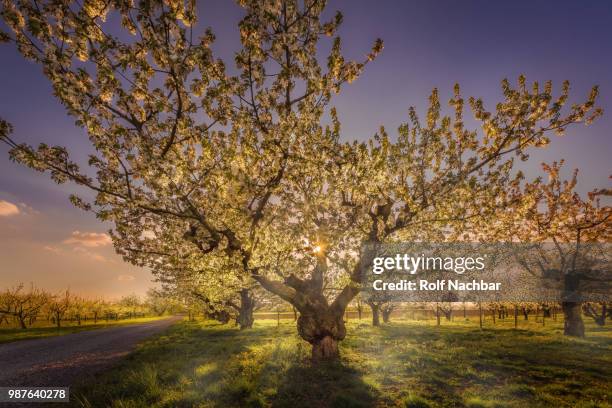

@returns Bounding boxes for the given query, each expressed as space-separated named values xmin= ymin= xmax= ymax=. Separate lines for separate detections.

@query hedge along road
xmin=0 ymin=315 xmax=182 ymax=387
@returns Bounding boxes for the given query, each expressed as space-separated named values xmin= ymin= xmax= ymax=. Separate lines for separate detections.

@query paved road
xmin=0 ymin=316 xmax=182 ymax=387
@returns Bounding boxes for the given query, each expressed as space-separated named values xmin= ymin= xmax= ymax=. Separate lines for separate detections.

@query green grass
xmin=0 ymin=316 xmax=170 ymax=344
xmin=71 ymin=316 xmax=611 ymax=408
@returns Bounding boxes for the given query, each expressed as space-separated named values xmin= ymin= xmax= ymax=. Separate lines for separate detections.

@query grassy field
xmin=72 ymin=316 xmax=611 ymax=408
xmin=0 ymin=316 xmax=169 ymax=344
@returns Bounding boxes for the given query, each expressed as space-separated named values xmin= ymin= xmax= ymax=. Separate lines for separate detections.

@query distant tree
xmin=145 ymin=288 xmax=180 ymax=316
xmin=48 ymin=290 xmax=72 ymax=328
xmin=158 ymin=260 xmax=258 ymax=329
xmin=380 ymin=303 xmax=395 ymax=324
xmin=519 ymin=302 xmax=536 ymax=321
xmin=363 ymin=297 xmax=395 ymax=326
xmin=582 ymin=302 xmax=610 ymax=326
xmin=0 ymin=283 xmax=49 ymax=329
xmin=438 ymin=292 xmax=459 ymax=322
xmin=510 ymin=163 xmax=611 ymax=337
xmin=118 ymin=294 xmax=142 ymax=318
xmin=70 ymin=295 xmax=90 ymax=325
xmin=355 ymin=297 xmax=364 ymax=321
xmin=88 ymin=298 xmax=107 ymax=324
xmin=366 ymin=298 xmax=382 ymax=327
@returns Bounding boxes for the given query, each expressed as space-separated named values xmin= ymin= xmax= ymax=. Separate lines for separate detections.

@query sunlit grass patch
xmin=72 ymin=317 xmax=611 ymax=408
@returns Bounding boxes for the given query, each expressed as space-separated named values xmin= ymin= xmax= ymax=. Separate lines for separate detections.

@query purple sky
xmin=1 ymin=1 xmax=611 ymax=297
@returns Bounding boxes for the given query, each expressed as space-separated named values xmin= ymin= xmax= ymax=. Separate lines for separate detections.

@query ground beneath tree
xmin=0 ymin=316 xmax=181 ymax=387
xmin=72 ymin=318 xmax=612 ymax=408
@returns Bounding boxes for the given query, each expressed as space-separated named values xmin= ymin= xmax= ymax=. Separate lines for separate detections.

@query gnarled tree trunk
xmin=254 ymin=255 xmax=357 ymax=362
xmin=251 ymin=248 xmax=377 ymax=363
xmin=298 ymin=308 xmax=344 ymax=361
xmin=312 ymin=335 xmax=338 ymax=361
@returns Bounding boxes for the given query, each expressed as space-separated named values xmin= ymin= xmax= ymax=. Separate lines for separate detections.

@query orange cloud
xmin=117 ymin=274 xmax=136 ymax=282
xmin=72 ymin=246 xmax=107 ymax=262
xmin=63 ymin=231 xmax=111 ymax=247
xmin=43 ymin=245 xmax=62 ymax=254
xmin=0 ymin=200 xmax=20 ymax=216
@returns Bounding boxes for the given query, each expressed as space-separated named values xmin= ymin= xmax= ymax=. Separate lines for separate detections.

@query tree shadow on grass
xmin=369 ymin=323 xmax=611 ymax=406
xmin=272 ymin=359 xmax=379 ymax=408
xmin=160 ymin=323 xmax=380 ymax=408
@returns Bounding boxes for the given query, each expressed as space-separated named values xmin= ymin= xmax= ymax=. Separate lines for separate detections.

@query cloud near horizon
xmin=72 ymin=246 xmax=107 ymax=262
xmin=0 ymin=200 xmax=20 ymax=216
xmin=43 ymin=243 xmax=108 ymax=262
xmin=0 ymin=206 xmax=149 ymax=297
xmin=63 ymin=231 xmax=112 ymax=247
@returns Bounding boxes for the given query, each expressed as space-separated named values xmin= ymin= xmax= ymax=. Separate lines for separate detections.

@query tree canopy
xmin=0 ymin=0 xmax=603 ymax=359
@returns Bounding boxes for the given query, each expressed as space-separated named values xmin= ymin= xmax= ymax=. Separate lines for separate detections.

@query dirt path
xmin=0 ymin=316 xmax=182 ymax=387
